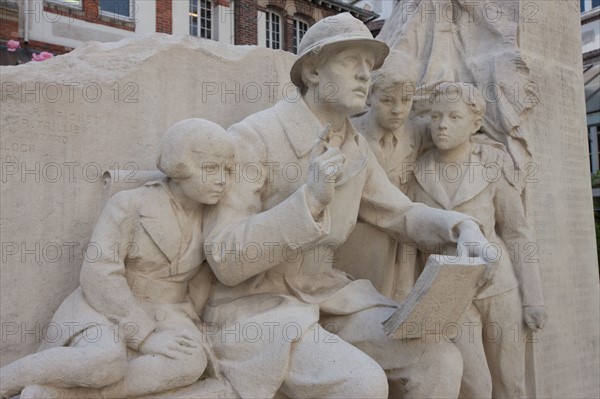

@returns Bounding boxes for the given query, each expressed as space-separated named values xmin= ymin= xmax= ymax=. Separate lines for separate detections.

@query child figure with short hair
xmin=336 ymin=51 xmax=425 ymax=301
xmin=353 ymin=50 xmax=423 ymax=193
xmin=0 ymin=119 xmax=234 ymax=399
xmin=407 ymin=82 xmax=547 ymax=398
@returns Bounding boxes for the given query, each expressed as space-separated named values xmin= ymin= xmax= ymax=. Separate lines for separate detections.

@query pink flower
xmin=32 ymin=51 xmax=53 ymax=62
xmin=6 ymin=40 xmax=20 ymax=52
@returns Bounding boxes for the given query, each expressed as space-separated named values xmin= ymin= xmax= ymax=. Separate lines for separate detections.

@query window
xmin=265 ymin=11 xmax=282 ymax=50
xmin=46 ymin=0 xmax=82 ymax=9
xmin=590 ymin=125 xmax=600 ymax=174
xmin=597 ymin=128 xmax=600 ymax=173
xmin=99 ymin=0 xmax=132 ymax=18
xmin=51 ymin=0 xmax=82 ymax=5
xmin=190 ymin=0 xmax=213 ymax=39
xmin=292 ymin=19 xmax=308 ymax=54
xmin=582 ymin=0 xmax=600 ymax=12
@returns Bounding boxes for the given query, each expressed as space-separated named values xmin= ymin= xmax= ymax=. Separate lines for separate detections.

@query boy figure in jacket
xmin=336 ymin=51 xmax=426 ymax=301
xmin=1 ymin=119 xmax=235 ymax=399
xmin=407 ymin=82 xmax=547 ymax=398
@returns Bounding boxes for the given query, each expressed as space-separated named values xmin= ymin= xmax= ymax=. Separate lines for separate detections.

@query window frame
xmin=98 ymin=0 xmax=135 ymax=21
xmin=265 ymin=10 xmax=282 ymax=50
xmin=582 ymin=0 xmax=600 ymax=12
xmin=45 ymin=0 xmax=83 ymax=11
xmin=190 ymin=0 xmax=214 ymax=40
xmin=292 ymin=18 xmax=309 ymax=54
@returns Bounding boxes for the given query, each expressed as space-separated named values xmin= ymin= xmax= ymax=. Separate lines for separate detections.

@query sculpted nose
xmin=216 ymin=170 xmax=227 ymax=185
xmin=356 ymin=70 xmax=369 ymax=83
xmin=356 ymin=61 xmax=370 ymax=82
xmin=439 ymin=116 xmax=448 ymax=129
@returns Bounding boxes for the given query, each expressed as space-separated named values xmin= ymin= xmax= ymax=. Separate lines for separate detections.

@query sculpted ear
xmin=473 ymin=118 xmax=482 ymax=133
xmin=302 ymin=59 xmax=320 ymax=87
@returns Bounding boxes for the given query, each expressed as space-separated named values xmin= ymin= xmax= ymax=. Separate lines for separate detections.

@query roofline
xmin=311 ymin=0 xmax=380 ymax=22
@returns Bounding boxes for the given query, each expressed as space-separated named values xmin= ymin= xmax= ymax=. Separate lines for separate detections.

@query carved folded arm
xmin=206 ymin=187 xmax=329 ymax=286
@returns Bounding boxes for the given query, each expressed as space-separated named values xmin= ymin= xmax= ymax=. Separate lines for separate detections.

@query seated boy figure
xmin=336 ymin=52 xmax=424 ymax=301
xmin=407 ymin=82 xmax=548 ymax=398
xmin=0 ymin=119 xmax=235 ymax=399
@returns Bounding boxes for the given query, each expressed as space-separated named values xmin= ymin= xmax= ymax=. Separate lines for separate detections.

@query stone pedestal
xmin=519 ymin=2 xmax=600 ymax=397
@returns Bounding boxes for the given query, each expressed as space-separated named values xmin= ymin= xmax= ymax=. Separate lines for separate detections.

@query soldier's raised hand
xmin=306 ymin=124 xmax=345 ymax=218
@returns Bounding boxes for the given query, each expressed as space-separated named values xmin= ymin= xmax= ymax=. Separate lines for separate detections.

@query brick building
xmin=0 ymin=0 xmax=377 ymax=65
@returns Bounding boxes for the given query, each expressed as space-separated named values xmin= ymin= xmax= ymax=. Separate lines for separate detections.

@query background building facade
xmin=582 ymin=0 xmax=600 ymax=182
xmin=0 ymin=0 xmax=376 ymax=64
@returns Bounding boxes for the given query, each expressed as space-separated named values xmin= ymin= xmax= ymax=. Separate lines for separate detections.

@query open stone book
xmin=384 ymin=255 xmax=488 ymax=339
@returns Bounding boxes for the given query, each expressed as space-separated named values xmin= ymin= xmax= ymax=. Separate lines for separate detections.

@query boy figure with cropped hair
xmin=408 ymin=82 xmax=547 ymax=398
xmin=354 ymin=50 xmax=423 ymax=193
xmin=0 ymin=119 xmax=234 ymax=399
xmin=336 ymin=51 xmax=426 ymax=301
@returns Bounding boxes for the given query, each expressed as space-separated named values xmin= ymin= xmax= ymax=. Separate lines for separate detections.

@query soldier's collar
xmin=275 ymin=97 xmax=359 ymax=158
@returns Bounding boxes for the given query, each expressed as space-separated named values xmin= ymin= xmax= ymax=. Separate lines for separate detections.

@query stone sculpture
xmin=2 ymin=2 xmax=597 ymax=399
xmin=335 ymin=51 xmax=426 ymax=301
xmin=379 ymin=0 xmax=537 ymax=173
xmin=0 ymin=119 xmax=235 ymax=399
xmin=406 ymin=82 xmax=547 ymax=398
xmin=202 ymin=13 xmax=495 ymax=399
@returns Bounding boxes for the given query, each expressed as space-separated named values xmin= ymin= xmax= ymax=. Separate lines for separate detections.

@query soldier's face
xmin=314 ymin=47 xmax=376 ymax=116
xmin=430 ymin=99 xmax=479 ymax=152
